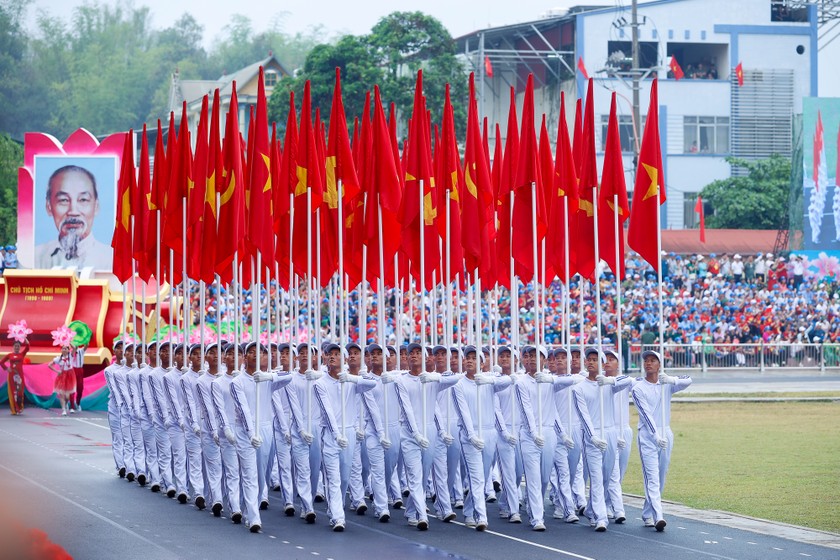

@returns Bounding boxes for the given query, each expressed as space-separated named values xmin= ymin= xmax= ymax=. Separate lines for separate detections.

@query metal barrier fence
xmin=624 ymin=343 xmax=839 ymax=374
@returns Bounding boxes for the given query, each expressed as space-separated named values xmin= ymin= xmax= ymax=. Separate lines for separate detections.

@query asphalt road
xmin=0 ymin=408 xmax=836 ymax=560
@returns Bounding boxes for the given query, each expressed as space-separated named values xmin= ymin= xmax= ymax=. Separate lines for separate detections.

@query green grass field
xmin=679 ymin=391 xmax=840 ymax=399
xmin=621 ymin=402 xmax=840 ymax=533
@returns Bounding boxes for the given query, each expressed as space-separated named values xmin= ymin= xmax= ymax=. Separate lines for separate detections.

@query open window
xmin=667 ymin=43 xmax=727 ymax=80
xmin=771 ymin=1 xmax=809 ymax=22
xmin=607 ymin=40 xmax=658 ymax=73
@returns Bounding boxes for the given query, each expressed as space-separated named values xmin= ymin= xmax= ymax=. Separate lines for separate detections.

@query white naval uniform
xmin=286 ymin=371 xmax=322 ymax=508
xmin=550 ymin=372 xmax=585 ymax=518
xmin=180 ymin=368 xmax=205 ymax=500
xmin=162 ymin=367 xmax=189 ymax=498
xmin=126 ymin=364 xmax=155 ymax=482
xmin=103 ymin=362 xmax=125 ymax=474
xmin=432 ymin=384 xmax=462 ymax=516
xmin=110 ymin=364 xmax=138 ymax=477
xmin=630 ymin=375 xmax=692 ymax=524
xmin=210 ymin=371 xmax=242 ymax=516
xmin=394 ymin=372 xmax=462 ymax=524
xmin=515 ymin=374 xmax=569 ymax=528
xmin=264 ymin=372 xmax=300 ymax=510
xmin=313 ymin=373 xmax=376 ymax=526
xmin=137 ymin=364 xmax=162 ymax=487
xmin=451 ymin=375 xmax=512 ymax=525
xmin=354 ymin=375 xmax=392 ymax=518
xmin=195 ymin=369 xmax=224 ymax=508
xmin=146 ymin=365 xmax=174 ymax=492
xmin=607 ymin=380 xmax=634 ymax=517
xmin=572 ymin=375 xmax=632 ymax=526
xmin=494 ymin=373 xmax=523 ymax=518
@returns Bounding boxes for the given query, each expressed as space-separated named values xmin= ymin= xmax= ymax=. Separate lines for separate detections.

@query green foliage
xmin=0 ymin=133 xmax=22 ymax=244
xmin=701 ymin=155 xmax=792 ymax=229
xmin=270 ymin=11 xmax=468 ymax=143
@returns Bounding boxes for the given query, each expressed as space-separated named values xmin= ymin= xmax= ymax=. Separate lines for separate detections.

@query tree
xmin=0 ymin=0 xmax=46 ymax=138
xmin=0 ymin=133 xmax=22 ymax=244
xmin=700 ymin=155 xmax=791 ymax=229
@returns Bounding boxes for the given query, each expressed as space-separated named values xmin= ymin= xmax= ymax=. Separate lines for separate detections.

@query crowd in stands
xmin=0 ymin=245 xmax=19 ymax=275
xmin=667 ymin=60 xmax=718 ymax=80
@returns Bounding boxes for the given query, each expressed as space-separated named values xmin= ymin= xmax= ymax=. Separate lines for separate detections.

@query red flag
xmin=401 ymin=70 xmax=441 ymax=287
xmin=274 ymin=91 xmax=297 ymax=282
xmin=162 ymin=103 xmax=192 ymax=283
xmin=216 ymin=81 xmax=246 ymax=284
xmin=134 ymin=124 xmax=152 ymax=282
xmin=199 ymin=89 xmax=222 ymax=284
xmin=143 ymin=120 xmax=165 ymax=282
xmin=327 ymin=68 xmax=361 ymax=204
xmin=292 ymin=81 xmax=325 ymax=279
xmin=628 ymin=79 xmax=666 ymax=271
xmin=344 ymin=93 xmax=371 ymax=289
xmin=598 ymin=92 xmax=630 ymax=280
xmin=735 ymin=62 xmax=744 ymax=87
xmin=577 ymin=57 xmax=589 ymax=80
xmin=495 ymin=87 xmax=519 ymax=288
xmin=246 ymin=66 xmax=274 ymax=266
xmin=187 ymin=95 xmax=209 ymax=279
xmin=463 ymin=73 xmax=494 ymax=279
xmin=316 ymin=109 xmax=338 ymax=287
xmin=112 ymin=131 xmax=134 ymax=283
xmin=573 ymin=98 xmax=584 ymax=176
xmin=436 ymin=84 xmax=464 ymax=284
xmin=576 ymin=79 xmax=598 ymax=280
xmin=695 ymin=196 xmax=706 ymax=243
xmin=546 ymin=91 xmax=579 ymax=281
xmin=669 ymin=55 xmax=685 ymax=80
xmin=484 ymin=55 xmax=494 ymax=77
xmin=511 ymin=74 xmax=547 ymax=281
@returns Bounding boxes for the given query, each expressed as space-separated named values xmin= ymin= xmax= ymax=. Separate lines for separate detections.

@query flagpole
xmin=216 ymin=191 xmax=223 ymax=372
xmin=394 ymin=255 xmax=402 ymax=367
xmin=530 ymin=181 xmax=542 ymax=438
xmin=614 ymin=193 xmax=624 ymax=373
xmin=656 ymin=183 xmax=666 ymax=429
xmin=254 ymin=251 xmax=262 ymax=437
xmin=508 ymin=192 xmax=516 ymax=435
xmin=182 ymin=198 xmax=189 ymax=355
xmin=233 ymin=252 xmax=240 ymax=371
xmin=130 ymin=216 xmax=138 ymax=362
xmin=155 ymin=209 xmax=162 ymax=357
xmin=289 ymin=192 xmax=295 ymax=347
xmin=377 ymin=194 xmax=388 ymax=427
xmin=419 ymin=179 xmax=427 ymax=438
xmin=563 ymin=197 xmax=573 ymax=433
xmin=316 ymin=208 xmax=323 ymax=364
xmin=445 ymin=188 xmax=452 ymax=428
xmin=592 ymin=186 xmax=604 ymax=442
xmin=475 ymin=272 xmax=482 ymax=442
xmin=306 ymin=186 xmax=313 ymax=433
xmin=169 ymin=249 xmax=175 ymax=366
xmin=200 ymin=281 xmax=206 ymax=367
xmin=578 ymin=277 xmax=585 ymax=373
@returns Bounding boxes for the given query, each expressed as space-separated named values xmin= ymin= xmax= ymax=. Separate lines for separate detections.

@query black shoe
xmin=285 ymin=505 xmax=295 ymax=517
xmin=196 ymin=496 xmax=206 ymax=510
xmin=616 ymin=516 xmax=626 ymax=524
xmin=167 ymin=489 xmax=176 ymax=499
xmin=655 ymin=519 xmax=667 ymax=532
xmin=118 ymin=467 xmax=126 ymax=478
xmin=272 ymin=484 xmax=282 ymax=491
xmin=442 ymin=512 xmax=456 ymax=523
xmin=576 ymin=505 xmax=586 ymax=517
xmin=177 ymin=493 xmax=188 ymax=504
xmin=493 ymin=480 xmax=501 ymax=493
xmin=305 ymin=512 xmax=316 ymax=524
xmin=356 ymin=504 xmax=367 ymax=515
xmin=379 ymin=512 xmax=390 ymax=523
xmin=429 ymin=493 xmax=436 ymax=503
xmin=314 ymin=494 xmax=325 ymax=503
xmin=249 ymin=523 xmax=261 ymax=533
xmin=259 ymin=500 xmax=269 ymax=511
xmin=212 ymin=503 xmax=223 ymax=517
xmin=137 ymin=474 xmax=147 ymax=487
xmin=232 ymin=512 xmax=242 ymax=524
xmin=151 ymin=483 xmax=161 ymax=493
xmin=393 ymin=500 xmax=403 ymax=510
xmin=417 ymin=520 xmax=428 ymax=531
xmin=126 ymin=472 xmax=135 ymax=482
xmin=402 ymin=489 xmax=410 ymax=498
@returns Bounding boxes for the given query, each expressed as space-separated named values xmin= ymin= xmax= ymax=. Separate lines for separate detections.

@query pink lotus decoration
xmin=7 ymin=320 xmax=33 ymax=343
xmin=810 ymin=252 xmax=840 ymax=279
xmin=188 ymin=326 xmax=218 ymax=345
xmin=51 ymin=325 xmax=74 ymax=347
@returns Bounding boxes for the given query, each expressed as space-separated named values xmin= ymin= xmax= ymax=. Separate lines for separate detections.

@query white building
xmin=456 ymin=0 xmax=818 ymax=229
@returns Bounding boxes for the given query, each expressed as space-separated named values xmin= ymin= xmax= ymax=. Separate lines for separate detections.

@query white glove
xmin=213 ymin=433 xmax=220 ymax=446
xmin=250 ymin=435 xmax=263 ymax=448
xmin=339 ymin=372 xmax=359 ymax=384
xmin=419 ymin=372 xmax=441 ymax=384
xmin=656 ymin=437 xmax=668 ymax=449
xmin=254 ymin=372 xmax=275 ymax=383
xmin=414 ymin=434 xmax=430 ymax=449
xmin=492 ymin=365 xmax=502 ymax=374
xmin=178 ymin=420 xmax=185 ymax=431
xmin=591 ymin=436 xmax=608 ymax=451
xmin=224 ymin=427 xmax=236 ymax=444
xmin=380 ymin=437 xmax=391 ymax=449
xmin=336 ymin=435 xmax=349 ymax=449
xmin=356 ymin=428 xmax=365 ymax=441
xmin=534 ymin=434 xmax=545 ymax=448
xmin=301 ymin=431 xmax=314 ymax=445
xmin=305 ymin=370 xmax=323 ymax=382
xmin=659 ymin=374 xmax=676 ymax=385
xmin=596 ymin=375 xmax=616 ymax=386
xmin=192 ymin=423 xmax=201 ymax=436
xmin=562 ymin=435 xmax=575 ymax=449
xmin=536 ymin=372 xmax=555 ymax=384
xmin=469 ymin=436 xmax=485 ymax=450
xmin=284 ymin=432 xmax=292 ymax=444
xmin=475 ymin=374 xmax=495 ymax=386
xmin=381 ymin=372 xmax=398 ymax=384
xmin=440 ymin=432 xmax=454 ymax=446
xmin=504 ymin=433 xmax=518 ymax=446
xmin=617 ymin=438 xmax=626 ymax=449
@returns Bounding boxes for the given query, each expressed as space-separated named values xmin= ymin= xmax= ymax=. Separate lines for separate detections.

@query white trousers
xmin=165 ymin=422 xmax=188 ymax=495
xmin=399 ymin=425 xmax=437 ymax=523
xmin=460 ymin=430 xmax=498 ymax=524
xmin=152 ymin=419 xmax=173 ymax=490
xmin=495 ymin=434 xmax=522 ymax=516
xmin=638 ymin=428 xmax=673 ymax=523
xmin=200 ymin=432 xmax=223 ymax=506
xmin=217 ymin=433 xmax=241 ymax=514
xmin=272 ymin=421 xmax=295 ymax=507
xmin=519 ymin=428 xmax=556 ymax=527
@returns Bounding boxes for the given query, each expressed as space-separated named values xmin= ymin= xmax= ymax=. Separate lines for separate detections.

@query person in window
xmin=689 ymin=142 xmax=699 ymax=153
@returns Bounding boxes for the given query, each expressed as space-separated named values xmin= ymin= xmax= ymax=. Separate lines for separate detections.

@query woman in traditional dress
xmin=0 ymin=338 xmax=30 ymax=415
xmin=48 ymin=346 xmax=77 ymax=416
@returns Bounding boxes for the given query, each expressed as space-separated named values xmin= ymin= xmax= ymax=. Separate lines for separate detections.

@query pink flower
xmin=50 ymin=326 xmax=74 ymax=347
xmin=7 ymin=320 xmax=32 ymax=343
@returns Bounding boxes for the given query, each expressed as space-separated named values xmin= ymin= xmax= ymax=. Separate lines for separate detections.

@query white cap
xmin=734 ymin=254 xmax=741 ymax=259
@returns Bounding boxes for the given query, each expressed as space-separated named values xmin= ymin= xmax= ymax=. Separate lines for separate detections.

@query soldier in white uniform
xmin=211 ymin=344 xmax=244 ymax=524
xmin=103 ymin=341 xmax=127 ymax=478
xmin=492 ymin=345 xmax=523 ymax=523
xmin=194 ymin=342 xmax=225 ymax=517
xmin=182 ymin=344 xmax=207 ymax=510
xmin=145 ymin=342 xmax=174 ymax=495
xmin=630 ymin=350 xmax=692 ymax=531
xmin=162 ymin=344 xmax=189 ymax=504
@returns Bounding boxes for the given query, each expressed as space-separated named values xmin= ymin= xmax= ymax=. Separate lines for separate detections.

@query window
xmin=684 ymin=193 xmax=700 ymax=228
xmin=606 ymin=41 xmax=659 ymax=73
xmin=771 ymin=1 xmax=808 ymax=22
xmin=684 ymin=116 xmax=729 ymax=154
xmin=601 ymin=114 xmax=637 ymax=153
xmin=265 ymin=71 xmax=278 ymax=87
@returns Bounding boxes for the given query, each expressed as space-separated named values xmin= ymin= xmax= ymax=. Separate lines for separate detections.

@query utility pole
xmin=631 ymin=0 xmax=641 ymax=163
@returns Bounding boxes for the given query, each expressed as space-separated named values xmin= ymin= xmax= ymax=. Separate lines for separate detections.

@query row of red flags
xmin=112 ymin=69 xmax=667 ymax=292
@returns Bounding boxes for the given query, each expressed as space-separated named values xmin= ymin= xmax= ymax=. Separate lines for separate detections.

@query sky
xmin=24 ymin=0 xmax=840 ymax=96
